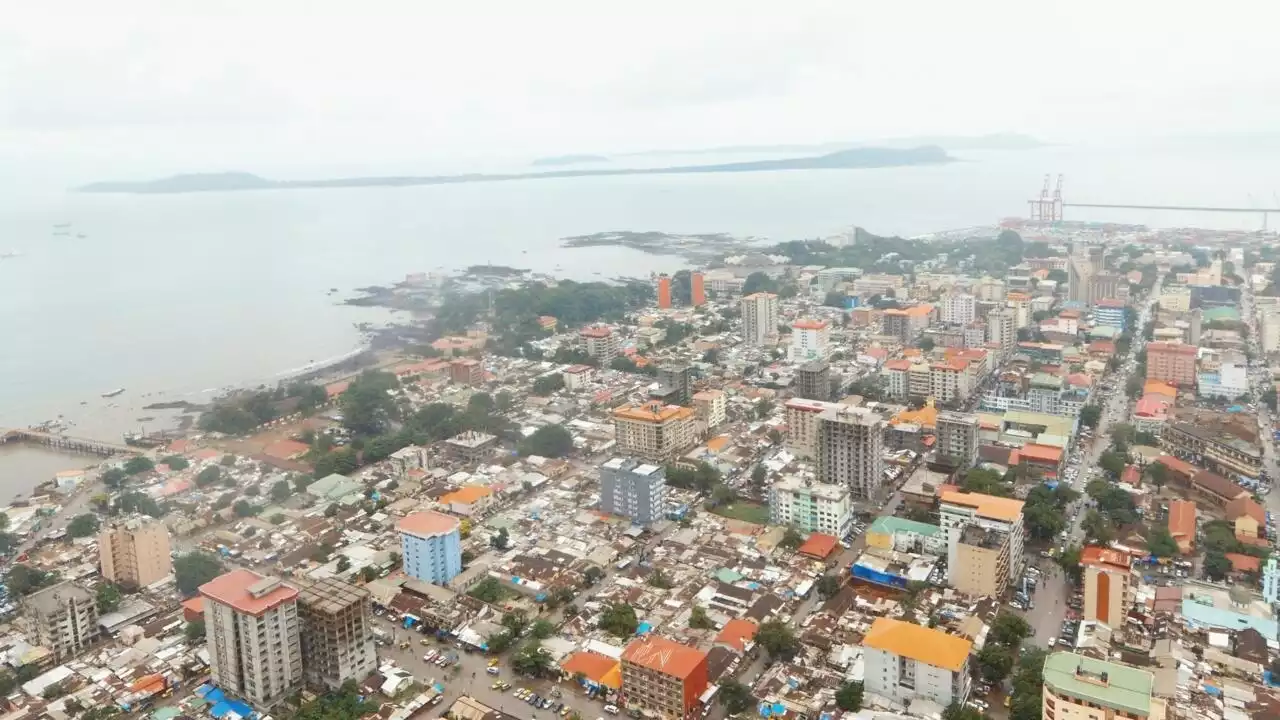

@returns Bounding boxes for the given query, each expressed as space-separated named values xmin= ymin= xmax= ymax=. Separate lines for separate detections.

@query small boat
xmin=102 ymin=388 xmax=126 ymax=398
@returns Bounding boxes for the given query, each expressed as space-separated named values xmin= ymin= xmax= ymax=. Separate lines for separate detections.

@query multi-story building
xmin=449 ymin=358 xmax=483 ymax=386
xmin=657 ymin=275 xmax=672 ymax=309
xmin=1081 ymin=546 xmax=1131 ymax=628
xmin=612 ymin=403 xmax=697 ymax=462
xmin=974 ymin=277 xmax=1006 ymax=302
xmin=599 ymin=458 xmax=666 ymax=526
xmin=1159 ymin=287 xmax=1191 ymax=313
xmin=881 ymin=304 xmax=935 ymax=344
xmin=24 ymin=582 xmax=100 ymax=660
xmin=99 ymin=517 xmax=173 ymax=589
xmin=297 ymin=577 xmax=377 ymax=690
xmin=1068 ymin=256 xmax=1092 ymax=303
xmin=690 ymin=272 xmax=706 ymax=306
xmin=1161 ymin=420 xmax=1263 ymax=480
xmin=794 ymin=361 xmax=831 ymax=401
xmin=620 ymin=635 xmax=709 ymax=720
xmin=935 ymin=412 xmax=979 ymax=467
xmin=817 ymin=405 xmax=885 ymax=502
xmin=691 ymin=390 xmax=726 ymax=431
xmin=703 ymin=269 xmax=745 ymax=297
xmin=769 ymin=477 xmax=854 ymax=538
xmin=881 ymin=359 xmax=911 ymax=399
xmin=202 ymin=570 xmax=302 ymax=708
xmin=1197 ymin=362 xmax=1248 ymax=399
xmin=785 ymin=398 xmax=841 ymax=459
xmin=580 ymin=325 xmax=619 ymax=364
xmin=929 ymin=361 xmax=971 ymax=404
xmin=862 ymin=618 xmax=972 ymax=708
xmin=397 ymin=511 xmax=462 ymax=585
xmin=941 ymin=292 xmax=976 ymax=325
xmin=1089 ymin=273 xmax=1123 ymax=304
xmin=866 ymin=516 xmax=947 ymax=555
xmin=940 ymin=491 xmax=1025 ymax=596
xmin=789 ymin=319 xmax=830 ymax=363
xmin=1093 ymin=298 xmax=1127 ymax=330
xmin=986 ymin=309 xmax=1016 ymax=357
xmin=1146 ymin=342 xmax=1198 ymax=387
xmin=1006 ymin=292 xmax=1031 ymax=329
xmin=1042 ymin=653 xmax=1165 ymax=720
xmin=740 ymin=292 xmax=779 ymax=346
xmin=656 ymin=363 xmax=694 ymax=406
xmin=853 ymin=273 xmax=904 ymax=296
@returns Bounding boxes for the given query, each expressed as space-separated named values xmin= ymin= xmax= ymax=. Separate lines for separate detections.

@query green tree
xmin=598 ymin=603 xmax=640 ymax=638
xmin=512 ymin=641 xmax=554 ymax=676
xmin=942 ymin=703 xmax=984 ymax=720
xmin=742 ymin=271 xmax=778 ymax=295
xmin=1144 ymin=462 xmax=1169 ymax=491
xmin=336 ymin=556 xmax=351 ymax=573
xmin=961 ymin=467 xmax=1012 ymax=497
xmin=491 ymin=527 xmax=511 ymax=550
xmin=174 ymin=552 xmax=225 ymax=596
xmin=101 ymin=467 xmax=128 ymax=489
xmin=756 ymin=618 xmax=800 ymax=660
xmin=6 ymin=564 xmax=54 ymax=596
xmin=469 ymin=577 xmax=511 ymax=604
xmin=835 ymin=681 xmax=864 ymax=712
xmin=270 ymin=479 xmax=292 ymax=503
xmin=529 ymin=619 xmax=556 ymax=640
xmin=689 ymin=605 xmax=715 ymax=629
xmin=341 ymin=370 xmax=401 ymax=436
xmin=123 ymin=456 xmax=155 ymax=475
xmin=977 ymin=643 xmax=1015 ymax=682
xmin=1099 ymin=450 xmax=1127 ymax=477
xmin=518 ymin=424 xmax=574 ymax=457
xmin=161 ymin=455 xmax=189 ymax=470
xmin=1079 ymin=404 xmax=1101 ymax=429
xmin=185 ymin=619 xmax=206 ymax=644
xmin=1146 ymin=527 xmax=1180 ymax=558
xmin=719 ymin=680 xmax=753 ymax=714
xmin=815 ymin=574 xmax=843 ymax=599
xmin=778 ymin=527 xmax=805 ymax=551
xmin=1125 ymin=375 xmax=1143 ymax=398
xmin=66 ymin=513 xmax=100 ymax=538
xmin=1082 ymin=509 xmax=1113 ymax=544
xmin=532 ymin=374 xmax=566 ymax=395
xmin=647 ymin=569 xmax=675 ymax=589
xmin=195 ymin=466 xmax=221 ymax=487
xmin=989 ymin=611 xmax=1032 ymax=647
xmin=233 ymin=499 xmax=259 ymax=517
xmin=1205 ymin=550 xmax=1232 ymax=581
xmin=95 ymin=582 xmax=122 ymax=613
xmin=1056 ymin=544 xmax=1083 ymax=584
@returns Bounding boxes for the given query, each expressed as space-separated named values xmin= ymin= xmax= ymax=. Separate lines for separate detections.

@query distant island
xmin=78 ymin=145 xmax=953 ymax=194
xmin=531 ymin=154 xmax=610 ymax=167
xmin=618 ymin=132 xmax=1046 ymax=158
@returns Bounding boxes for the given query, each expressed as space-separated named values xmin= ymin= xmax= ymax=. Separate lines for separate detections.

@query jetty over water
xmin=0 ymin=429 xmax=135 ymax=457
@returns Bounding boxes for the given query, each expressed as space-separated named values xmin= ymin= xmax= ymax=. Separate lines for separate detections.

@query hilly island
xmin=78 ymin=145 xmax=952 ymax=194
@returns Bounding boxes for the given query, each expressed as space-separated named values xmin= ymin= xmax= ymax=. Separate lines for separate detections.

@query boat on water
xmin=101 ymin=388 xmax=126 ymax=398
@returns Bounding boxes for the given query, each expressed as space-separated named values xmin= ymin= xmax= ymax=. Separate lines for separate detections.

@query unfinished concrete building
xmin=297 ymin=577 xmax=377 ymax=690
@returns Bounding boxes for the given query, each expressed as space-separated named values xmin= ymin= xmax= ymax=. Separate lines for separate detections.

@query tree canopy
xmin=518 ymin=424 xmax=574 ymax=457
xmin=598 ymin=603 xmax=640 ymax=638
xmin=174 ymin=552 xmax=225 ymax=596
xmin=755 ymin=618 xmax=800 ymax=660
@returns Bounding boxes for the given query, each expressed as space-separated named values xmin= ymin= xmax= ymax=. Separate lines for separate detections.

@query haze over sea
xmin=1 ymin=137 xmax=1276 ymax=491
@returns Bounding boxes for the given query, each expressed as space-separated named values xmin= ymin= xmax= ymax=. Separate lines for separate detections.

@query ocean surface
xmin=1 ymin=139 xmax=1276 ymax=495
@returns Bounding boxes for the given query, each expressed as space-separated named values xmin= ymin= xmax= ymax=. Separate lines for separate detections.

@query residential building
xmin=816 ymin=405 xmax=886 ymax=502
xmin=865 ymin=517 xmax=946 ymax=556
xmin=862 ymin=618 xmax=972 ymax=708
xmin=929 ymin=360 xmax=971 ymax=404
xmin=692 ymin=390 xmax=727 ymax=431
xmin=784 ymin=398 xmax=841 ymax=459
xmin=941 ymin=292 xmax=976 ymax=325
xmin=690 ymin=272 xmax=706 ymax=306
xmin=881 ymin=304 xmax=935 ymax=344
xmin=1007 ymin=292 xmax=1031 ymax=329
xmin=562 ymin=364 xmax=595 ymax=391
xmin=1145 ymin=342 xmax=1198 ymax=387
xmin=740 ymin=292 xmax=779 ymax=346
xmin=1159 ymin=287 xmax=1191 ymax=313
xmin=599 ymin=458 xmax=666 ymax=526
xmin=202 ymin=570 xmax=302 ymax=708
xmin=974 ymin=277 xmax=1006 ymax=302
xmin=657 ymin=275 xmax=672 ymax=309
xmin=788 ymin=319 xmax=830 ymax=363
xmin=1042 ymin=653 xmax=1165 ymax=720
xmin=1093 ymin=298 xmax=1127 ymax=330
xmin=397 ymin=511 xmax=463 ymax=584
xmin=1068 ymin=256 xmax=1092 ymax=303
xmin=656 ymin=363 xmax=694 ymax=406
xmin=620 ymin=635 xmax=709 ymax=720
xmin=853 ymin=274 xmax=904 ymax=296
xmin=1089 ymin=272 xmax=1123 ymax=304
xmin=1081 ymin=546 xmax=1131 ymax=627
xmin=98 ymin=517 xmax=173 ymax=589
xmin=940 ymin=492 xmax=1025 ymax=595
xmin=438 ymin=485 xmax=495 ymax=516
xmin=580 ymin=325 xmax=620 ymax=364
xmin=769 ymin=477 xmax=854 ymax=538
xmin=881 ymin=359 xmax=912 ymax=399
xmin=935 ymin=411 xmax=980 ymax=467
xmin=297 ymin=578 xmax=376 ymax=690
xmin=703 ymin=269 xmax=745 ymax=297
xmin=24 ymin=581 xmax=100 ymax=660
xmin=444 ymin=431 xmax=498 ymax=462
xmin=986 ymin=309 xmax=1016 ymax=357
xmin=449 ymin=358 xmax=483 ymax=386
xmin=612 ymin=403 xmax=697 ymax=462
xmin=1197 ymin=362 xmax=1248 ymax=399
xmin=794 ymin=361 xmax=831 ymax=401
xmin=1167 ymin=500 xmax=1196 ymax=555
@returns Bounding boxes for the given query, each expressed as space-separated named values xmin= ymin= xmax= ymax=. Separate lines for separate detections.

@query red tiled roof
xmin=200 ymin=569 xmax=298 ymax=616
xmin=714 ymin=618 xmax=759 ymax=653
xmin=1192 ymin=470 xmax=1249 ymax=501
xmin=561 ymin=651 xmax=621 ymax=689
xmin=1155 ymin=455 xmax=1197 ymax=479
xmin=1168 ymin=500 xmax=1197 ymax=553
xmin=1081 ymin=545 xmax=1131 ymax=573
xmin=797 ymin=532 xmax=839 ymax=559
xmin=1225 ymin=553 xmax=1262 ymax=573
xmin=398 ymin=510 xmax=460 ymax=537
xmin=1226 ymin=496 xmax=1265 ymax=524
xmin=622 ymin=635 xmax=707 ymax=679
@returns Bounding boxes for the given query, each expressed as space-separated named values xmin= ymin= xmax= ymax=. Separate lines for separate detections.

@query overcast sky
xmin=2 ymin=1 xmax=1275 ymax=175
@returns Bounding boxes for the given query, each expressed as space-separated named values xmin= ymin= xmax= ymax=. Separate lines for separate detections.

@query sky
xmin=1 ymin=0 xmax=1276 ymax=177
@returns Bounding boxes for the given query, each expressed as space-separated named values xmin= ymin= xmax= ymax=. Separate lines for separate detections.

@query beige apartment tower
xmin=202 ymin=570 xmax=303 ymax=709
xmin=298 ymin=578 xmax=377 ymax=690
xmin=99 ymin=517 xmax=173 ymax=589
xmin=740 ymin=292 xmax=779 ymax=346
xmin=24 ymin=581 xmax=100 ymax=660
xmin=816 ymin=405 xmax=885 ymax=502
xmin=612 ymin=402 xmax=697 ymax=462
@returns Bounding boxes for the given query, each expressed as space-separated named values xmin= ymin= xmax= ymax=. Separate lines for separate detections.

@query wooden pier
xmin=0 ymin=428 xmax=136 ymax=457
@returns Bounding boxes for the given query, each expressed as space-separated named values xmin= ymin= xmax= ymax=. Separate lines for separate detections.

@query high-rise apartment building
xmin=941 ymin=292 xmax=976 ymax=325
xmin=24 ymin=582 xmax=100 ymax=660
xmin=940 ymin=492 xmax=1025 ymax=596
xmin=881 ymin=305 xmax=935 ymax=344
xmin=599 ymin=458 xmax=666 ymax=526
xmin=657 ymin=275 xmax=672 ymax=309
xmin=935 ymin=412 xmax=979 ymax=467
xmin=202 ymin=570 xmax=302 ymax=708
xmin=1068 ymin=256 xmax=1092 ymax=303
xmin=656 ymin=363 xmax=694 ymax=406
xmin=1081 ymin=546 xmax=1131 ymax=627
xmin=740 ymin=292 xmax=779 ymax=346
xmin=784 ymin=398 xmax=841 ymax=459
xmin=398 ymin=511 xmax=463 ymax=584
xmin=817 ymin=405 xmax=885 ymax=502
xmin=1042 ymin=653 xmax=1164 ymax=720
xmin=620 ymin=635 xmax=709 ymax=720
xmin=769 ymin=477 xmax=853 ymax=538
xmin=862 ymin=618 xmax=972 ymax=708
xmin=1146 ymin=341 xmax=1198 ymax=387
xmin=986 ymin=309 xmax=1016 ymax=357
xmin=297 ymin=578 xmax=377 ymax=690
xmin=580 ymin=325 xmax=620 ymax=364
xmin=99 ymin=517 xmax=173 ymax=589
xmin=794 ymin=361 xmax=831 ymax=402
xmin=692 ymin=390 xmax=727 ymax=430
xmin=788 ymin=319 xmax=830 ymax=362
xmin=612 ymin=402 xmax=697 ymax=462
xmin=690 ymin=272 xmax=706 ymax=306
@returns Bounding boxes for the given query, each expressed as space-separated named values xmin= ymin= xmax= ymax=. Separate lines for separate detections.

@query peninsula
xmin=78 ymin=145 xmax=952 ymax=194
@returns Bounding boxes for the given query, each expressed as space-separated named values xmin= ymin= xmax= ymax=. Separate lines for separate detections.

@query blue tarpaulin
xmin=636 ymin=622 xmax=653 ymax=635
xmin=1203 ymin=685 xmax=1222 ymax=697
